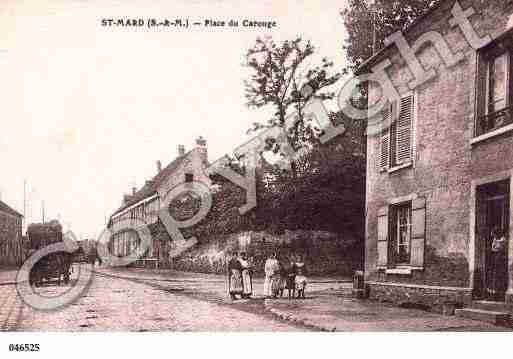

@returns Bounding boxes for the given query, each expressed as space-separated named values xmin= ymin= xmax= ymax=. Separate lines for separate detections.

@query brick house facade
xmin=0 ymin=200 xmax=23 ymax=267
xmin=108 ymin=137 xmax=210 ymax=267
xmin=360 ymin=0 xmax=513 ymax=311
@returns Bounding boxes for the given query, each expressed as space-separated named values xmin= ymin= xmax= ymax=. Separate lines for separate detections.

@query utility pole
xmin=42 ymin=200 xmax=45 ymax=223
xmin=23 ymin=180 xmax=26 ymax=233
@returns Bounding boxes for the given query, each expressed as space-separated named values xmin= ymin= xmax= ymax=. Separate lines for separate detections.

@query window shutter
xmin=396 ymin=95 xmax=414 ymax=165
xmin=377 ymin=206 xmax=389 ymax=267
xmin=509 ymin=52 xmax=513 ymax=111
xmin=410 ymin=197 xmax=426 ymax=268
xmin=379 ymin=105 xmax=391 ymax=171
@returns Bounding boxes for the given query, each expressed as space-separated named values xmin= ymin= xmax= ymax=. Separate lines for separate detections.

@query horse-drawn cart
xmin=27 ymin=221 xmax=73 ymax=287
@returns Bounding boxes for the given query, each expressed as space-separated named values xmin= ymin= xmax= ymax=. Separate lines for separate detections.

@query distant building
xmin=108 ymin=136 xmax=210 ymax=267
xmin=0 ymin=200 xmax=24 ymax=266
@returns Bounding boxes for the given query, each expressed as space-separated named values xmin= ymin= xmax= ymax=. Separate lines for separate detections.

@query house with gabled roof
xmin=108 ymin=136 xmax=210 ymax=267
xmin=359 ymin=0 xmax=513 ymax=317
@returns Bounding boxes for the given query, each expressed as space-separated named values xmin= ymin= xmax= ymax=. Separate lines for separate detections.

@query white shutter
xmin=377 ymin=206 xmax=389 ymax=267
xmin=410 ymin=197 xmax=426 ymax=268
xmin=379 ymin=104 xmax=392 ymax=171
xmin=396 ymin=94 xmax=414 ymax=165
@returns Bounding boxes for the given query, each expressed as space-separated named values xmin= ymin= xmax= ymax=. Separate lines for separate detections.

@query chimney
xmin=195 ymin=136 xmax=208 ymax=163
xmin=132 ymin=186 xmax=137 ymax=196
xmin=178 ymin=145 xmax=186 ymax=157
xmin=156 ymin=160 xmax=162 ymax=173
xmin=196 ymin=136 xmax=206 ymax=147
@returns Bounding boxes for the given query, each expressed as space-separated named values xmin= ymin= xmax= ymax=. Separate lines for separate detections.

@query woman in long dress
xmin=264 ymin=252 xmax=280 ymax=298
xmin=284 ymin=256 xmax=296 ymax=299
xmin=277 ymin=257 xmax=287 ymax=298
xmin=227 ymin=253 xmax=243 ymax=300
xmin=239 ymin=252 xmax=253 ymax=299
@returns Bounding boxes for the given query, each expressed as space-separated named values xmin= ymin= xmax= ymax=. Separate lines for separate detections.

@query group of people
xmin=227 ymin=250 xmax=308 ymax=300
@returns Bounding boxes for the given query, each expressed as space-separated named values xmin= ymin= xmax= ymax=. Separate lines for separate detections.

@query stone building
xmin=360 ymin=0 xmax=513 ymax=312
xmin=0 ymin=200 xmax=23 ymax=267
xmin=108 ymin=137 xmax=210 ymax=267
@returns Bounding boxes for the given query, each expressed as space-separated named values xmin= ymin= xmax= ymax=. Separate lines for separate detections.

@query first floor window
xmin=379 ymin=94 xmax=415 ymax=171
xmin=476 ymin=38 xmax=513 ymax=137
xmin=488 ymin=52 xmax=509 ymax=115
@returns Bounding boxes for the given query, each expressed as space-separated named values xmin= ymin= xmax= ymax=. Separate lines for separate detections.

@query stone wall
xmin=171 ymin=230 xmax=361 ymax=277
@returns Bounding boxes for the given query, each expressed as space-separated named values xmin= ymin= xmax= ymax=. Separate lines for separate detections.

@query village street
xmin=1 ymin=265 xmax=306 ymax=331
xmin=0 ymin=265 xmax=509 ymax=332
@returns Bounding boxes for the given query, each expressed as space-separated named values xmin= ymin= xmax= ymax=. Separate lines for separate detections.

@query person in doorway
xmin=227 ymin=251 xmax=243 ymax=300
xmin=294 ymin=254 xmax=308 ymax=299
xmin=239 ymin=252 xmax=253 ymax=299
xmin=264 ymin=252 xmax=280 ymax=299
xmin=490 ymin=227 xmax=507 ymax=300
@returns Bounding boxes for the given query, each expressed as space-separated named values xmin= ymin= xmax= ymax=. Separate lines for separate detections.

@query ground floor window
xmin=392 ymin=202 xmax=412 ymax=264
xmin=377 ymin=197 xmax=426 ymax=269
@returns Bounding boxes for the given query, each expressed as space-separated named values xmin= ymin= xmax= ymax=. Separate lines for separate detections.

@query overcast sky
xmin=0 ymin=0 xmax=349 ymax=239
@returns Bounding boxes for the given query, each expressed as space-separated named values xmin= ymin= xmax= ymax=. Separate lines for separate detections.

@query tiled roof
xmin=0 ymin=200 xmax=23 ymax=217
xmin=111 ymin=151 xmax=191 ymax=216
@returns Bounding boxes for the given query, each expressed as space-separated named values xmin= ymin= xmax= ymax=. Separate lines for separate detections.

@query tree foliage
xmin=244 ymin=37 xmax=342 ymax=152
xmin=341 ymin=0 xmax=440 ymax=70
xmin=253 ymin=110 xmax=366 ymax=235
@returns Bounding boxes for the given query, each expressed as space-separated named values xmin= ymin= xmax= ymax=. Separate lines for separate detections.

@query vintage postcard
xmin=1 ymin=0 xmax=513 ymax=356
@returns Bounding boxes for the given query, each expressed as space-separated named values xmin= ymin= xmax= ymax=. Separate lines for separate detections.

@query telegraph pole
xmin=42 ymin=200 xmax=45 ymax=223
xmin=23 ymin=180 xmax=26 ymax=233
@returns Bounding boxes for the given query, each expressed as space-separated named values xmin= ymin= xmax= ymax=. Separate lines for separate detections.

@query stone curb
xmin=263 ymin=299 xmax=337 ymax=332
xmin=96 ymin=269 xmax=351 ymax=285
xmin=0 ymin=280 xmax=28 ymax=286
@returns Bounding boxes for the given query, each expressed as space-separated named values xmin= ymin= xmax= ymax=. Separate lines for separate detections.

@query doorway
xmin=475 ymin=180 xmax=510 ymax=301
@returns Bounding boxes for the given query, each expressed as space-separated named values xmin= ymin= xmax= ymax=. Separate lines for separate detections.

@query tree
xmin=341 ymin=0 xmax=440 ymax=70
xmin=251 ymin=109 xmax=366 ymax=238
xmin=244 ymin=36 xmax=342 ymax=173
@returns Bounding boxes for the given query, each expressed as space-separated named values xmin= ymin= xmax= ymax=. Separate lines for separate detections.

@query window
xmin=185 ymin=173 xmax=193 ymax=183
xmin=488 ymin=53 xmax=508 ymax=115
xmin=379 ymin=94 xmax=415 ymax=171
xmin=476 ymin=38 xmax=513 ymax=137
xmin=377 ymin=197 xmax=426 ymax=269
xmin=391 ymin=203 xmax=412 ymax=264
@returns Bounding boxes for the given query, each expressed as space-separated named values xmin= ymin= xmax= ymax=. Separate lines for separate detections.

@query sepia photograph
xmin=1 ymin=0 xmax=513 ymax=356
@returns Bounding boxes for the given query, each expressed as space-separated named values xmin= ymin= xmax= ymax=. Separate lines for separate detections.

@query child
xmin=295 ymin=254 xmax=307 ymax=299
